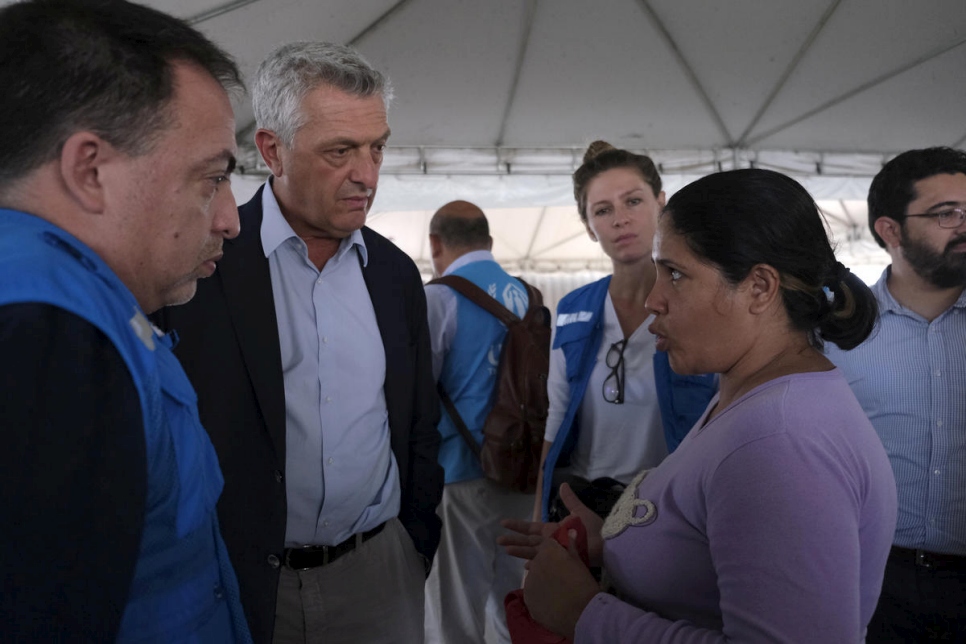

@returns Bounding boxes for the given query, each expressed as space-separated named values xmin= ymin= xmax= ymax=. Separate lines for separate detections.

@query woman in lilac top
xmin=502 ymin=169 xmax=898 ymax=642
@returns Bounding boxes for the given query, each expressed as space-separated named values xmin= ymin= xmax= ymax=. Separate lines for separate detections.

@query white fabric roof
xmin=164 ymin=0 xmax=955 ymax=282
xmin=127 ymin=0 xmax=966 ymax=162
xmin=17 ymin=0 xmax=955 ymax=281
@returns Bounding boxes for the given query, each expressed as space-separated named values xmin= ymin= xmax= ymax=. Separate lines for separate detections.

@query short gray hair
xmin=252 ymin=41 xmax=393 ymax=147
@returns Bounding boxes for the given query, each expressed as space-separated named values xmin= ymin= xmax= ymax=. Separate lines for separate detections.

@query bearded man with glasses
xmin=826 ymin=146 xmax=966 ymax=642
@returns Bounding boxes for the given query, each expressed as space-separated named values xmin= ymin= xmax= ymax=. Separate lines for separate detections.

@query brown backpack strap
xmin=515 ymin=277 xmax=544 ymax=314
xmin=429 ymin=275 xmax=520 ymax=326
xmin=429 ymin=274 xmax=544 ymax=324
xmin=428 ymin=274 xmax=543 ymax=461
xmin=437 ymin=382 xmax=481 ymax=458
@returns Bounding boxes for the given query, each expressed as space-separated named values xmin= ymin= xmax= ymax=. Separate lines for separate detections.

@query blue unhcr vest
xmin=437 ymin=259 xmax=529 ymax=484
xmin=0 ymin=210 xmax=251 ymax=643
xmin=541 ymin=276 xmax=716 ymax=520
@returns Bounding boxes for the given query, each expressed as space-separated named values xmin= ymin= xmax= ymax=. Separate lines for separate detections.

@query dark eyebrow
xmin=921 ymin=200 xmax=964 ymax=212
xmin=323 ymin=129 xmax=393 ymax=150
xmin=589 ymin=187 xmax=647 ymax=209
xmin=192 ymin=149 xmax=236 ymax=174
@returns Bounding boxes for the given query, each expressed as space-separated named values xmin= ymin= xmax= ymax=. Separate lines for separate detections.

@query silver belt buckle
xmin=915 ymin=549 xmax=932 ymax=569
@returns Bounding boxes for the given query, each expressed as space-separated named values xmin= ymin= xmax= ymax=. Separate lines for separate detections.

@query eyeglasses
xmin=602 ymin=339 xmax=626 ymax=404
xmin=905 ymin=207 xmax=966 ymax=229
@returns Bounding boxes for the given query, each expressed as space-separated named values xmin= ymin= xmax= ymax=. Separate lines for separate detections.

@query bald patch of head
xmin=430 ymin=200 xmax=490 ymax=250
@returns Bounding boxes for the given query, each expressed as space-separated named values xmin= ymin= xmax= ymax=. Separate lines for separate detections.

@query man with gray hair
xmin=156 ymin=42 xmax=443 ymax=643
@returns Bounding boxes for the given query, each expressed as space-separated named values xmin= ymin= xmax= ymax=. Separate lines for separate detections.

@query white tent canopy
xmin=14 ymin=0 xmax=960 ymax=292
xmin=137 ymin=0 xmax=966 ymax=159
xmin=162 ymin=0 xmax=960 ymax=291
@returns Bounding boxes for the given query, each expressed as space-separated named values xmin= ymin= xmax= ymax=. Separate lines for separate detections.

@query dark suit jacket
xmin=153 ymin=186 xmax=443 ymax=644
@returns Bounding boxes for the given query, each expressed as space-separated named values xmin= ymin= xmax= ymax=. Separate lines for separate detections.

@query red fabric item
xmin=504 ymin=515 xmax=590 ymax=644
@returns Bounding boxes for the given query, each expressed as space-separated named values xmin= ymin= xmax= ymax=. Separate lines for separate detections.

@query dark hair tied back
xmin=810 ymin=261 xmax=878 ymax=350
xmin=664 ymin=169 xmax=878 ymax=351
xmin=583 ymin=140 xmax=617 ymax=163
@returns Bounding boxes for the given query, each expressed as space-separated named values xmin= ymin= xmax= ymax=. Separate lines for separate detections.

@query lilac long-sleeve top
xmin=576 ymin=369 xmax=897 ymax=643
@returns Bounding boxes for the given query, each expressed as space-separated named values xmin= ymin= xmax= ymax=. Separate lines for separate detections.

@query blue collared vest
xmin=541 ymin=276 xmax=716 ymax=520
xmin=0 ymin=210 xmax=251 ymax=643
xmin=437 ymin=260 xmax=529 ymax=484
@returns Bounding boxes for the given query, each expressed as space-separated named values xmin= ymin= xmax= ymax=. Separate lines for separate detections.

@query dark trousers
xmin=867 ymin=550 xmax=966 ymax=642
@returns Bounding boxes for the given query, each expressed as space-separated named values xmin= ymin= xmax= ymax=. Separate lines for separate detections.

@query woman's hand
xmin=555 ymin=483 xmax=606 ymax=566
xmin=500 ymin=482 xmax=607 ymax=566
xmin=497 ymin=516 xmax=557 ymax=561
xmin=524 ymin=527 xmax=600 ymax=640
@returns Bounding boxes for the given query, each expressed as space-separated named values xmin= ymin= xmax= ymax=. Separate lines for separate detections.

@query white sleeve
xmin=543 ymin=343 xmax=570 ymax=443
xmin=424 ymin=284 xmax=457 ymax=383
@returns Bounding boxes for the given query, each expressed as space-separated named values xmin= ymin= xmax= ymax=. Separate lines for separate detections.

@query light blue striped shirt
xmin=260 ymin=182 xmax=400 ymax=547
xmin=826 ymin=267 xmax=966 ymax=555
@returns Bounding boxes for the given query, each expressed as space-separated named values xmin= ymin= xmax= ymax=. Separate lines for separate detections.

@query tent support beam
xmin=188 ymin=0 xmax=262 ymax=25
xmin=737 ymin=0 xmax=842 ymax=146
xmin=820 ymin=204 xmax=850 ymax=228
xmin=634 ymin=0 xmax=732 ymax=146
xmin=349 ymin=0 xmax=414 ymax=46
xmin=952 ymin=132 xmax=966 ymax=150
xmin=231 ymin=0 xmax=415 ymax=145
xmin=496 ymin=0 xmax=540 ymax=147
xmin=523 ymin=205 xmax=549 ymax=266
xmin=532 ymin=229 xmax=590 ymax=257
xmin=746 ymin=37 xmax=966 ymax=147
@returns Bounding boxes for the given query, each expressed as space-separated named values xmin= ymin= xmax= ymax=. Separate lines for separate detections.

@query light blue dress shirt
xmin=826 ymin=267 xmax=966 ymax=555
xmin=260 ymin=182 xmax=400 ymax=547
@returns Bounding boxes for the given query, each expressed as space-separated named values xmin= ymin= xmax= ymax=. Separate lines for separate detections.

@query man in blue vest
xmin=423 ymin=201 xmax=535 ymax=644
xmin=0 ymin=1 xmax=250 ymax=641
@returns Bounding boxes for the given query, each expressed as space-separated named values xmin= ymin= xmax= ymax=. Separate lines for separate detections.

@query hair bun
xmin=583 ymin=140 xmax=616 ymax=164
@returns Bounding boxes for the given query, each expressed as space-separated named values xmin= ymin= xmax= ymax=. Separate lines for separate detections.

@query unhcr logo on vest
xmin=502 ymin=282 xmax=528 ymax=318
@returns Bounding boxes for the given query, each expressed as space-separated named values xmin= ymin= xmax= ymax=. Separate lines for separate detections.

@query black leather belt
xmin=283 ymin=522 xmax=385 ymax=570
xmin=890 ymin=546 xmax=966 ymax=571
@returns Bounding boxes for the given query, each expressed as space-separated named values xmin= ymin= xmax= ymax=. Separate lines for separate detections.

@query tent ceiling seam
xmin=746 ymin=37 xmax=966 ymax=147
xmin=188 ymin=0 xmax=261 ymax=25
xmin=496 ymin=0 xmax=540 ymax=148
xmin=737 ymin=0 xmax=842 ymax=146
xmin=634 ymin=0 xmax=733 ymax=146
xmin=531 ymin=229 xmax=590 ymax=257
xmin=524 ymin=205 xmax=550 ymax=263
xmin=819 ymin=204 xmax=850 ymax=227
xmin=349 ymin=0 xmax=413 ymax=46
xmin=232 ymin=0 xmax=415 ymax=141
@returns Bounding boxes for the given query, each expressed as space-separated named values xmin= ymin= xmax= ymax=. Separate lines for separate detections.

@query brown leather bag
xmin=430 ymin=275 xmax=551 ymax=493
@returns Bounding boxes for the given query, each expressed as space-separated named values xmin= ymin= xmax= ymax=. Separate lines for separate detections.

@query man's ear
xmin=255 ymin=129 xmax=284 ymax=177
xmin=746 ymin=263 xmax=782 ymax=314
xmin=429 ymin=234 xmax=443 ymax=258
xmin=873 ymin=217 xmax=903 ymax=249
xmin=59 ymin=131 xmax=114 ymax=213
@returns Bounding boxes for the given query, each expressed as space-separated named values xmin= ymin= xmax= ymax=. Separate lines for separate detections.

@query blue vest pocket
xmin=156 ymin=348 xmax=223 ymax=538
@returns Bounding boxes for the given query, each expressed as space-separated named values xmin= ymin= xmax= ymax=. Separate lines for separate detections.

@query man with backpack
xmin=424 ymin=200 xmax=549 ymax=644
